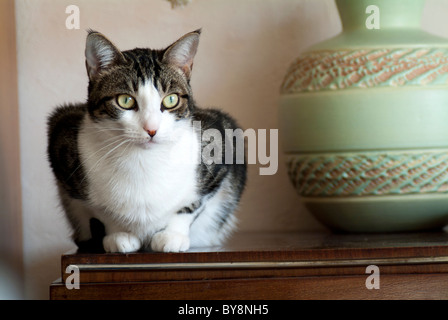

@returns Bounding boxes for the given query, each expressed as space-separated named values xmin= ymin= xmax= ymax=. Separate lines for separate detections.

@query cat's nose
xmin=146 ymin=129 xmax=157 ymax=138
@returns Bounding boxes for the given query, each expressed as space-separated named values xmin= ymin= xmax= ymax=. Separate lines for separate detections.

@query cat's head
xmin=84 ymin=29 xmax=201 ymax=147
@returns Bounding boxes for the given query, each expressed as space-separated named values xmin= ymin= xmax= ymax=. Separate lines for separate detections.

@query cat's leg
xmin=188 ymin=176 xmax=240 ymax=248
xmin=151 ymin=200 xmax=203 ymax=252
xmin=57 ymin=187 xmax=108 ymax=252
xmin=58 ymin=187 xmax=93 ymax=242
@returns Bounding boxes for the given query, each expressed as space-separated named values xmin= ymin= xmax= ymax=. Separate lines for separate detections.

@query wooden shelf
xmin=50 ymin=231 xmax=448 ymax=299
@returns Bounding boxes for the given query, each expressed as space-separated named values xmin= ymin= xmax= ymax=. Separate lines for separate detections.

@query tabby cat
xmin=47 ymin=30 xmax=247 ymax=253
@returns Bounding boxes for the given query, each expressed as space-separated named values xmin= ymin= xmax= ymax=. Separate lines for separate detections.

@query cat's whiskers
xmin=79 ymin=137 xmax=132 ymax=185
xmin=68 ymin=135 xmax=129 ymax=181
xmin=121 ymin=130 xmax=151 ymax=145
xmin=72 ymin=125 xmax=126 ymax=132
xmin=80 ymin=127 xmax=127 ymax=137
xmin=112 ymin=139 xmax=134 ymax=167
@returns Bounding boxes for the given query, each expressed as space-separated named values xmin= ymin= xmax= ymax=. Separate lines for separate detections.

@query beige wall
xmin=14 ymin=0 xmax=448 ymax=299
xmin=0 ymin=0 xmax=23 ymax=299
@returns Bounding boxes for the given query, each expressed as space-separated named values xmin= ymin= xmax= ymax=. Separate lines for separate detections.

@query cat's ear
xmin=163 ymin=29 xmax=201 ymax=79
xmin=85 ymin=30 xmax=126 ymax=80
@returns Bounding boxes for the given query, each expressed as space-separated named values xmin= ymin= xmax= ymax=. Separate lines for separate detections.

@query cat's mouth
xmin=134 ymin=138 xmax=157 ymax=149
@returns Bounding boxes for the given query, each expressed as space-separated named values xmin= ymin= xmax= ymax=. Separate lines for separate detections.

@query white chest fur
xmin=78 ymin=115 xmax=200 ymax=229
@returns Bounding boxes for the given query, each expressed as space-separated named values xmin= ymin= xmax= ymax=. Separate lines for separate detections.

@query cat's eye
xmin=117 ymin=94 xmax=136 ymax=110
xmin=162 ymin=94 xmax=179 ymax=109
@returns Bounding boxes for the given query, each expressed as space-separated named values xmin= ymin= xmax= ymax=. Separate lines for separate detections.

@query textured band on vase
xmin=281 ymin=48 xmax=448 ymax=94
xmin=287 ymin=150 xmax=448 ymax=197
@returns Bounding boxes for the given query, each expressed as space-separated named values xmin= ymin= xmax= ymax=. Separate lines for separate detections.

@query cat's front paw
xmin=103 ymin=232 xmax=141 ymax=253
xmin=151 ymin=230 xmax=190 ymax=252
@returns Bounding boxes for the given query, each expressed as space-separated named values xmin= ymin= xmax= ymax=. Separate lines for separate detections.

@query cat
xmin=47 ymin=29 xmax=247 ymax=253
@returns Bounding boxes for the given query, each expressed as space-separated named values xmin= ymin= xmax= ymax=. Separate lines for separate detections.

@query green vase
xmin=279 ymin=0 xmax=448 ymax=232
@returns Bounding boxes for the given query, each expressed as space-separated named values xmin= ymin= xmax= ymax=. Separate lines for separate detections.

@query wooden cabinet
xmin=50 ymin=232 xmax=448 ymax=299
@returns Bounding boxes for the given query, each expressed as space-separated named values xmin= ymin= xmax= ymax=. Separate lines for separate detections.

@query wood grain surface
xmin=50 ymin=232 xmax=448 ymax=300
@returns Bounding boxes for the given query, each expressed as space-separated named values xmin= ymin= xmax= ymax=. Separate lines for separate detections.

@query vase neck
xmin=336 ymin=0 xmax=425 ymax=31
